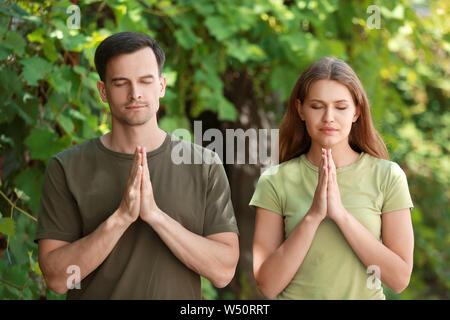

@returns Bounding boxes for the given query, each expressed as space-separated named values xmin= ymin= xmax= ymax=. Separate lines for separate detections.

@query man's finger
xmin=126 ymin=148 xmax=140 ymax=186
xmin=131 ymin=150 xmax=141 ymax=185
xmin=133 ymin=163 xmax=142 ymax=190
xmin=142 ymin=147 xmax=150 ymax=189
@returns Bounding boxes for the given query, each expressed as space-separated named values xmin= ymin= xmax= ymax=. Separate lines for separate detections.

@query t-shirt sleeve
xmin=34 ymin=156 xmax=82 ymax=243
xmin=249 ymin=170 xmax=282 ymax=215
xmin=202 ymin=153 xmax=239 ymax=237
xmin=381 ymin=162 xmax=414 ymax=214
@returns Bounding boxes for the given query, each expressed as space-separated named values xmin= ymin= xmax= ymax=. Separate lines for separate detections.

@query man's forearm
xmin=144 ymin=209 xmax=238 ymax=288
xmin=41 ymin=209 xmax=132 ymax=294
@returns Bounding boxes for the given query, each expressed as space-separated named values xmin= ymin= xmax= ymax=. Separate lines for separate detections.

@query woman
xmin=250 ymin=57 xmax=414 ymax=300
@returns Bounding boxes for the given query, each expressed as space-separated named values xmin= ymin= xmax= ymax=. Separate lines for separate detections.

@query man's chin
xmin=117 ymin=116 xmax=152 ymax=127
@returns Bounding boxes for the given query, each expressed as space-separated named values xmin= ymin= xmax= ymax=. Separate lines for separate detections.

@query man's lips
xmin=125 ymin=105 xmax=146 ymax=109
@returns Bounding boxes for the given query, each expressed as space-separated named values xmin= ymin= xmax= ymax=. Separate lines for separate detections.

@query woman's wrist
xmin=305 ymin=209 xmax=325 ymax=225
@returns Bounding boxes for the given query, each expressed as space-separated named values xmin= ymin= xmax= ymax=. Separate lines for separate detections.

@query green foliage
xmin=0 ymin=0 xmax=448 ymax=299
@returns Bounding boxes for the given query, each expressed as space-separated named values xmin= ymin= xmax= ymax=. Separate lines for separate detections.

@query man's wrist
xmin=112 ymin=208 xmax=134 ymax=230
xmin=141 ymin=208 xmax=165 ymax=228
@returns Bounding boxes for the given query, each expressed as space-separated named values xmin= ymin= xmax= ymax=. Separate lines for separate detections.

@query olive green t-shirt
xmin=35 ymin=132 xmax=239 ymax=299
xmin=249 ymin=152 xmax=414 ymax=300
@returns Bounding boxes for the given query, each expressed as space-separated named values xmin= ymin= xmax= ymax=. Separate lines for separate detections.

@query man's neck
xmin=100 ymin=119 xmax=167 ymax=155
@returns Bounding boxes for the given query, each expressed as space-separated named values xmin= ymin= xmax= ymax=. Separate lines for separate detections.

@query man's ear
xmin=159 ymin=75 xmax=167 ymax=99
xmin=97 ymin=80 xmax=108 ymax=103
xmin=295 ymin=99 xmax=304 ymax=121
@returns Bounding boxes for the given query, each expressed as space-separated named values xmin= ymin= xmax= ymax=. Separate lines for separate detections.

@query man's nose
xmin=129 ymin=83 xmax=142 ymax=101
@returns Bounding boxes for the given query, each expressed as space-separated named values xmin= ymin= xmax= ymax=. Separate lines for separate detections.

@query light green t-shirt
xmin=249 ymin=152 xmax=414 ymax=300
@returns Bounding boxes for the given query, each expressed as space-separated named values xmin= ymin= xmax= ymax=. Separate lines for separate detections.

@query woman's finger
xmin=329 ymin=149 xmax=336 ymax=185
xmin=322 ymin=148 xmax=328 ymax=194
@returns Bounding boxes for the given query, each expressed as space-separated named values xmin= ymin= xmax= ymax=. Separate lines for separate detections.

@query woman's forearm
xmin=255 ymin=212 xmax=322 ymax=299
xmin=333 ymin=211 xmax=412 ymax=293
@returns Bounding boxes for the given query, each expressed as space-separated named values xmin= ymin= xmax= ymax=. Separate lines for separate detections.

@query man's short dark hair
xmin=94 ymin=31 xmax=165 ymax=81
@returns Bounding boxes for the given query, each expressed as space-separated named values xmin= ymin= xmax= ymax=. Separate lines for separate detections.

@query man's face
xmin=97 ymin=47 xmax=166 ymax=127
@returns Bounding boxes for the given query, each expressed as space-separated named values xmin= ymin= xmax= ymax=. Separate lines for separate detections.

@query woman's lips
xmin=320 ymin=128 xmax=337 ymax=134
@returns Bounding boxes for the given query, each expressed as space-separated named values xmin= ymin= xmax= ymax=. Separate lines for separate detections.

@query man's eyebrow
xmin=139 ymin=74 xmax=155 ymax=79
xmin=111 ymin=77 xmax=128 ymax=82
xmin=111 ymin=75 xmax=155 ymax=82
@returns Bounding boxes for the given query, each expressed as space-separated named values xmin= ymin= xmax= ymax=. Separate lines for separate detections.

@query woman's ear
xmin=295 ymin=99 xmax=304 ymax=121
xmin=353 ymin=105 xmax=361 ymax=123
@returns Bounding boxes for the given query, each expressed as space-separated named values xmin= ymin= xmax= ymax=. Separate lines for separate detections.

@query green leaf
xmin=218 ymin=98 xmax=237 ymax=122
xmin=27 ymin=28 xmax=45 ymax=43
xmin=47 ymin=66 xmax=73 ymax=95
xmin=0 ymin=217 xmax=16 ymax=238
xmin=20 ymin=56 xmax=52 ymax=86
xmin=58 ymin=113 xmax=75 ymax=135
xmin=3 ymin=31 xmax=26 ymax=56
xmin=204 ymin=16 xmax=238 ymax=41
xmin=61 ymin=33 xmax=87 ymax=52
xmin=174 ymin=26 xmax=201 ymax=49
xmin=0 ymin=43 xmax=10 ymax=60
xmin=0 ymin=66 xmax=23 ymax=94
xmin=13 ymin=167 xmax=43 ymax=213
xmin=43 ymin=40 xmax=60 ymax=62
xmin=24 ymin=127 xmax=71 ymax=164
xmin=226 ymin=39 xmax=266 ymax=63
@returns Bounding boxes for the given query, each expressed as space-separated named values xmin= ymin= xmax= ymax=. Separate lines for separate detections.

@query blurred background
xmin=0 ymin=0 xmax=448 ymax=300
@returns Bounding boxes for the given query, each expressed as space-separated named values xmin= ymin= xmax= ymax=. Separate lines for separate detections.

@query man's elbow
xmin=211 ymin=267 xmax=236 ymax=288
xmin=44 ymin=275 xmax=69 ymax=295
xmin=39 ymin=263 xmax=69 ymax=295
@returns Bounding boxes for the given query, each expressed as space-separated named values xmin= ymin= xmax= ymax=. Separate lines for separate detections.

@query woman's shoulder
xmin=362 ymin=152 xmax=407 ymax=179
xmin=260 ymin=156 xmax=300 ymax=178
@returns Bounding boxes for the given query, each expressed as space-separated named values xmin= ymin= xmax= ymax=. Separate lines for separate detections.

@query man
xmin=35 ymin=32 xmax=239 ymax=299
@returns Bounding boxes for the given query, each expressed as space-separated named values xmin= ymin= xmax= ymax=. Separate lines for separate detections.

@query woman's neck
xmin=305 ymin=142 xmax=361 ymax=169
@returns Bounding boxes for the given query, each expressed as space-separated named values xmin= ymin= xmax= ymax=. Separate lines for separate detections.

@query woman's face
xmin=297 ymin=79 xmax=360 ymax=148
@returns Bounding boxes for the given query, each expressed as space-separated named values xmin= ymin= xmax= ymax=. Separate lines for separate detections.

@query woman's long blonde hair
xmin=279 ymin=57 xmax=389 ymax=164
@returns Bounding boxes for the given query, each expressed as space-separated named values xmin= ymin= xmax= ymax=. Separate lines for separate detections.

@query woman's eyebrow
xmin=308 ymin=99 xmax=349 ymax=103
